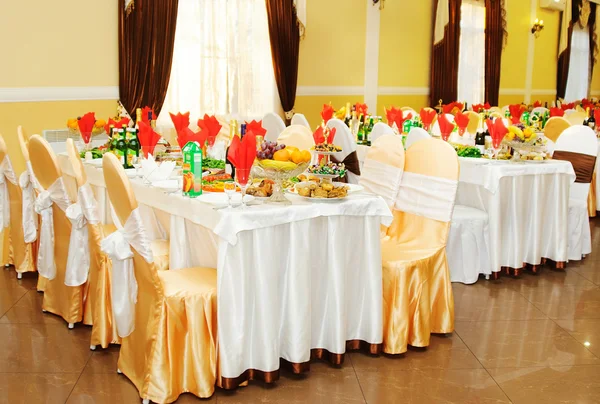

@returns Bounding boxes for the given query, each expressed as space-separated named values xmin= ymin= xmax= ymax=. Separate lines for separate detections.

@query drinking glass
xmin=131 ymin=154 xmax=142 ymax=177
xmin=235 ymin=168 xmax=251 ymax=209
xmin=223 ymin=182 xmax=236 ymax=210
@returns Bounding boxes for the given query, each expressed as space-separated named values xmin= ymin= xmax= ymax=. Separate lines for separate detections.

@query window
xmin=158 ymin=0 xmax=278 ymax=127
xmin=457 ymin=0 xmax=486 ymax=106
xmin=564 ymin=25 xmax=590 ymax=102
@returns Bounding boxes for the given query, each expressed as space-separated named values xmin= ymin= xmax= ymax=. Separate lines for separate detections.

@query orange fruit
xmin=95 ymin=119 xmax=106 ymax=128
xmin=291 ymin=150 xmax=304 ymax=164
xmin=273 ymin=149 xmax=291 ymax=162
xmin=300 ymin=150 xmax=312 ymax=163
xmin=285 ymin=146 xmax=299 ymax=153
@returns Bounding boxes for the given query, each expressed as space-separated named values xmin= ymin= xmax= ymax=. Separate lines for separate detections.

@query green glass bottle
xmin=116 ymin=126 xmax=128 ymax=168
xmin=357 ymin=114 xmax=365 ymax=144
xmin=127 ymin=127 xmax=140 ymax=162
xmin=366 ymin=117 xmax=375 ymax=145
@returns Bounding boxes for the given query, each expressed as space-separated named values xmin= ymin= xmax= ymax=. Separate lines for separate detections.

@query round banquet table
xmin=57 ymin=155 xmax=393 ymax=386
xmin=456 ymin=157 xmax=575 ymax=275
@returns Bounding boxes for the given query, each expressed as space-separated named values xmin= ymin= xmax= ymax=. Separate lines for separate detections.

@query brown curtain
xmin=430 ymin=0 xmax=462 ymax=107
xmin=118 ymin=0 xmax=179 ymax=116
xmin=484 ymin=0 xmax=507 ymax=106
xmin=266 ymin=0 xmax=300 ymax=124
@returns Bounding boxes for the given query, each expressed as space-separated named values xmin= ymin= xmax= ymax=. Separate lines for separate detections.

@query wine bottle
xmin=584 ymin=108 xmax=590 ymax=127
xmin=588 ymin=108 xmax=596 ymax=130
xmin=475 ymin=130 xmax=485 ymax=154
xmin=127 ymin=127 xmax=140 ymax=160
xmin=240 ymin=123 xmax=247 ymax=139
xmin=357 ymin=114 xmax=364 ymax=144
xmin=136 ymin=108 xmax=142 ymax=129
xmin=117 ymin=126 xmax=128 ymax=167
xmin=344 ymin=102 xmax=351 ymax=127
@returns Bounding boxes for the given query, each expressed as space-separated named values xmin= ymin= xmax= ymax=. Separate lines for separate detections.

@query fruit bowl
xmin=252 ymin=161 xmax=309 ymax=204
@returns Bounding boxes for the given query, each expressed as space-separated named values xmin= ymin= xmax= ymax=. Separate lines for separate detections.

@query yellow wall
xmin=0 ymin=0 xmax=118 ymax=174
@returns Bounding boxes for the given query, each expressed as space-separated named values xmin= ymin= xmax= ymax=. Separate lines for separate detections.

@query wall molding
xmin=499 ymin=88 xmax=556 ymax=96
xmin=296 ymin=86 xmax=365 ymax=96
xmin=297 ymin=86 xmax=556 ymax=98
xmin=0 ymin=86 xmax=119 ymax=103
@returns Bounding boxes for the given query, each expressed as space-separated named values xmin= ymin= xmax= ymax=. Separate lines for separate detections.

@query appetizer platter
xmin=289 ymin=181 xmax=350 ymax=200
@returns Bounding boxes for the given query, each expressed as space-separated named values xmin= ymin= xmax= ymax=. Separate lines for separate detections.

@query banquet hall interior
xmin=2 ymin=0 xmax=600 ymax=403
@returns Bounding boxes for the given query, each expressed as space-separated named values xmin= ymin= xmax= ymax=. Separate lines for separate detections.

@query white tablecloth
xmin=457 ymin=158 xmax=575 ymax=272
xmin=58 ymin=154 xmax=393 ymax=380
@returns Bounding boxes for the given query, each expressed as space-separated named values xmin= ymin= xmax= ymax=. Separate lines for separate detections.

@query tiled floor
xmin=2 ymin=219 xmax=600 ymax=403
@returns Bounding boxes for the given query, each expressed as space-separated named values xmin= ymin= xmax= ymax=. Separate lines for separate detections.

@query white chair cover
xmin=395 ymin=172 xmax=458 ymax=223
xmin=326 ymin=118 xmax=360 ymax=184
xmin=34 ymin=177 xmax=71 ymax=280
xmin=262 ymin=112 xmax=286 ymax=143
xmin=101 ymin=208 xmax=154 ymax=338
xmin=405 ymin=127 xmax=431 ymax=149
xmin=291 ymin=113 xmax=311 ymax=129
xmin=0 ymin=156 xmax=18 ymax=229
xmin=277 ymin=125 xmax=315 ymax=151
xmin=64 ymin=183 xmax=101 ymax=287
xmin=19 ymin=161 xmax=41 ymax=243
xmin=532 ymin=107 xmax=549 ymax=115
xmin=369 ymin=122 xmax=394 ymax=144
xmin=359 ymin=135 xmax=404 ymax=208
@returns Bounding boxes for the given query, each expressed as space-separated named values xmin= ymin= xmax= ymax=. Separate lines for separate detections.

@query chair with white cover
xmin=28 ymin=135 xmax=81 ymax=328
xmin=291 ymin=113 xmax=311 ymax=129
xmin=381 ymin=139 xmax=458 ymax=354
xmin=544 ymin=117 xmax=571 ymax=156
xmin=553 ymin=125 xmax=598 ymax=260
xmin=326 ymin=118 xmax=361 ymax=184
xmin=369 ymin=122 xmax=395 ymax=145
xmin=405 ymin=127 xmax=431 ymax=149
xmin=359 ymin=135 xmax=405 ymax=208
xmin=566 ymin=111 xmax=586 ymax=125
xmin=277 ymin=125 xmax=315 ymax=151
xmin=262 ymin=112 xmax=286 ymax=143
xmin=532 ymin=107 xmax=549 ymax=115
xmin=101 ymin=152 xmax=218 ymax=403
xmin=563 ymin=109 xmax=577 ymax=116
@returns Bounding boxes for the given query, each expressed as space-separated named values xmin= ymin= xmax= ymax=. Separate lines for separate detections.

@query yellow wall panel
xmin=295 ymin=96 xmax=365 ymax=129
xmin=532 ymin=6 xmax=560 ymax=90
xmin=377 ymin=95 xmax=430 ymax=116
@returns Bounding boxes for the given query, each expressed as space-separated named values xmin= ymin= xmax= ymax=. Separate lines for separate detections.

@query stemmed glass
xmin=223 ymin=182 xmax=236 ymax=210
xmin=235 ymin=168 xmax=251 ymax=209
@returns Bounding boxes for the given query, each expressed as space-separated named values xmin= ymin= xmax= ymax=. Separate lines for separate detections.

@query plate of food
xmin=311 ymin=144 xmax=342 ymax=153
xmin=307 ymin=161 xmax=347 ymax=178
xmin=287 ymin=181 xmax=350 ymax=201
xmin=201 ymin=173 xmax=238 ymax=192
xmin=246 ymin=179 xmax=274 ymax=198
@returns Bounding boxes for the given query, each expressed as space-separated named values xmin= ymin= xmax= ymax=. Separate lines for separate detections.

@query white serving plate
xmin=152 ymin=179 xmax=180 ymax=193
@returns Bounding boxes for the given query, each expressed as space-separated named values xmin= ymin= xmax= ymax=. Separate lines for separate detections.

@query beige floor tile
xmin=0 ymin=286 xmax=27 ymax=318
xmin=507 ymin=268 xmax=598 ymax=292
xmin=0 ymin=291 xmax=65 ymax=325
xmin=84 ymin=347 xmax=120 ymax=374
xmin=356 ymin=369 xmax=510 ymax=404
xmin=455 ymin=319 xmax=599 ymax=368
xmin=555 ymin=318 xmax=600 ymax=357
xmin=66 ymin=370 xmax=146 ymax=404
xmin=520 ymin=285 xmax=600 ymax=320
xmin=489 ymin=365 xmax=600 ymax=404
xmin=0 ymin=373 xmax=79 ymax=404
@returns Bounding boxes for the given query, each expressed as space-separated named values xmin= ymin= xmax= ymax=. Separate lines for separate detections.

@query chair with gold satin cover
xmin=262 ymin=112 xmax=286 ymax=143
xmin=553 ymin=125 xmax=598 ymax=261
xmin=465 ymin=111 xmax=481 ymax=135
xmin=544 ymin=116 xmax=571 ymax=156
xmin=291 ymin=113 xmax=311 ymax=129
xmin=327 ymin=118 xmax=361 ymax=184
xmin=566 ymin=111 xmax=587 ymax=126
xmin=28 ymin=135 xmax=83 ymax=328
xmin=405 ymin=127 xmax=431 ymax=149
xmin=101 ymin=152 xmax=218 ymax=403
xmin=277 ymin=124 xmax=315 ymax=151
xmin=64 ymin=139 xmax=120 ymax=349
xmin=381 ymin=138 xmax=458 ymax=354
xmin=358 ymin=134 xmax=405 ymax=208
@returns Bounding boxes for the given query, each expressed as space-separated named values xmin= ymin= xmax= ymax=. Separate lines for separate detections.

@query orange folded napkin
xmin=245 ymin=120 xmax=267 ymax=138
xmin=486 ymin=118 xmax=508 ymax=149
xmin=419 ymin=108 xmax=437 ymax=131
xmin=227 ymin=131 xmax=256 ymax=184
xmin=355 ymin=102 xmax=368 ymax=117
xmin=321 ymin=104 xmax=335 ymax=123
xmin=533 ymin=100 xmax=542 ymax=108
xmin=509 ymin=104 xmax=526 ymax=124
xmin=313 ymin=126 xmax=337 ymax=144
xmin=561 ymin=102 xmax=575 ymax=111
xmin=169 ymin=112 xmax=191 ymax=133
xmin=141 ymin=107 xmax=156 ymax=124
xmin=454 ymin=112 xmax=470 ymax=135
xmin=78 ymin=112 xmax=96 ymax=144
xmin=437 ymin=113 xmax=455 ymax=141
xmin=549 ymin=107 xmax=564 ymax=118
xmin=385 ymin=106 xmax=401 ymax=125
xmin=198 ymin=114 xmax=222 ymax=146
xmin=104 ymin=117 xmax=130 ymax=134
xmin=472 ymin=103 xmax=491 ymax=113
xmin=137 ymin=121 xmax=161 ymax=157
xmin=443 ymin=101 xmax=464 ymax=115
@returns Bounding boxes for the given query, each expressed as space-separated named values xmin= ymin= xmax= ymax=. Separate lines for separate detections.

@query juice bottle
xmin=182 ymin=141 xmax=203 ymax=198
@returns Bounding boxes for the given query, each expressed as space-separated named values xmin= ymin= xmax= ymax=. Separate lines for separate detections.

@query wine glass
xmin=235 ymin=168 xmax=251 ymax=209
xmin=131 ymin=154 xmax=142 ymax=177
xmin=223 ymin=182 xmax=236 ymax=210
xmin=491 ymin=136 xmax=503 ymax=160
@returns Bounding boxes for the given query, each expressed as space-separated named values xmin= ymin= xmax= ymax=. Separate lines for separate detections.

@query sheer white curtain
xmin=564 ymin=25 xmax=590 ymax=102
xmin=158 ymin=0 xmax=278 ymax=127
xmin=457 ymin=0 xmax=486 ymax=106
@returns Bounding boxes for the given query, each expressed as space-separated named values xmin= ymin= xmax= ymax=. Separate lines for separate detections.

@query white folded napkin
xmin=141 ymin=154 xmax=176 ymax=182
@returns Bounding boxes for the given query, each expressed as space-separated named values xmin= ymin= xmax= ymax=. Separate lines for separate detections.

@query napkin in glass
xmin=472 ymin=102 xmax=491 ymax=113
xmin=77 ymin=112 xmax=96 ymax=144
xmin=140 ymin=153 xmax=176 ymax=182
xmin=138 ymin=121 xmax=161 ymax=157
xmin=549 ymin=107 xmax=564 ymax=118
xmin=509 ymin=104 xmax=526 ymax=124
xmin=104 ymin=117 xmax=131 ymax=134
xmin=438 ymin=113 xmax=455 ymax=141
xmin=486 ymin=118 xmax=508 ymax=148
xmin=419 ymin=108 xmax=437 ymax=131
xmin=198 ymin=114 xmax=222 ymax=147
xmin=454 ymin=112 xmax=469 ymax=135
xmin=321 ymin=104 xmax=335 ymax=123
xmin=227 ymin=131 xmax=256 ymax=184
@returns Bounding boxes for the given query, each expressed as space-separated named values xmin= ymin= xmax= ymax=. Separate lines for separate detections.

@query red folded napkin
xmin=321 ymin=104 xmax=335 ymax=123
xmin=561 ymin=102 xmax=576 ymax=111
xmin=509 ymin=104 xmax=526 ymax=124
xmin=549 ymin=107 xmax=564 ymax=118
xmin=594 ymin=109 xmax=600 ymax=125
xmin=169 ymin=112 xmax=191 ymax=133
xmin=245 ymin=120 xmax=267 ymax=138
xmin=78 ymin=112 xmax=96 ymax=144
xmin=437 ymin=113 xmax=455 ymax=141
xmin=198 ymin=114 xmax=223 ymax=147
xmin=419 ymin=108 xmax=437 ymax=130
xmin=486 ymin=118 xmax=508 ymax=149
xmin=454 ymin=112 xmax=470 ymax=135
xmin=104 ymin=117 xmax=130 ymax=134
xmin=582 ymin=98 xmax=593 ymax=110
xmin=137 ymin=121 xmax=161 ymax=157
xmin=385 ymin=106 xmax=401 ymax=125
xmin=533 ymin=100 xmax=542 ymax=108
xmin=227 ymin=130 xmax=256 ymax=184
xmin=443 ymin=101 xmax=464 ymax=115
xmin=355 ymin=102 xmax=368 ymax=117
xmin=177 ymin=127 xmax=207 ymax=150
xmin=395 ymin=111 xmax=413 ymax=133
xmin=313 ymin=126 xmax=337 ymax=144
xmin=472 ymin=103 xmax=491 ymax=113
xmin=141 ymin=107 xmax=156 ymax=124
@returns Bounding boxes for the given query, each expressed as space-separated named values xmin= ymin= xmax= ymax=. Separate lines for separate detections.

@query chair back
xmin=566 ymin=111 xmax=586 ymax=126
xmin=553 ymin=125 xmax=598 ymax=201
xmin=66 ymin=139 xmax=87 ymax=188
xmin=28 ymin=135 xmax=62 ymax=190
xmin=359 ymin=135 xmax=405 ymax=207
xmin=401 ymin=107 xmax=417 ymax=116
xmin=17 ymin=126 xmax=31 ymax=162
xmin=405 ymin=127 xmax=431 ymax=149
xmin=465 ymin=111 xmax=480 ymax=134
xmin=277 ymin=125 xmax=315 ymax=151
xmin=370 ymin=122 xmax=395 ymax=144
xmin=326 ymin=118 xmax=360 ymax=183
xmin=291 ymin=113 xmax=311 ymax=129
xmin=102 ymin=153 xmax=138 ymax=226
xmin=262 ymin=112 xmax=286 ymax=143
xmin=0 ymin=135 xmax=6 ymax=163
xmin=490 ymin=106 xmax=502 ymax=115
xmin=544 ymin=117 xmax=570 ymax=142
